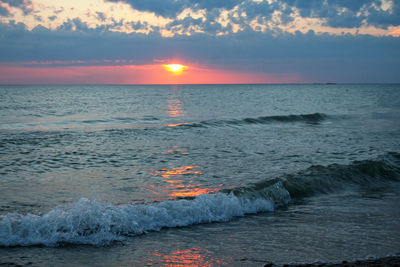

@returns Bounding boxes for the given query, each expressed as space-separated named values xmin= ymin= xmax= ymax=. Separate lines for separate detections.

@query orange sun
xmin=164 ymin=64 xmax=185 ymax=74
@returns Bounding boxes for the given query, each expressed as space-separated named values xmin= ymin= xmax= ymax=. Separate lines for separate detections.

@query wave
xmin=2 ymin=113 xmax=327 ymax=132
xmin=228 ymin=152 xmax=400 ymax=200
xmin=1 ymin=152 xmax=399 ymax=247
xmin=0 ymin=194 xmax=275 ymax=247
xmin=172 ymin=113 xmax=328 ymax=128
xmin=241 ymin=113 xmax=327 ymax=124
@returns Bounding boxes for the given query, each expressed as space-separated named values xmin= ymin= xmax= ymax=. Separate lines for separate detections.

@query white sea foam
xmin=0 ymin=193 xmax=274 ymax=247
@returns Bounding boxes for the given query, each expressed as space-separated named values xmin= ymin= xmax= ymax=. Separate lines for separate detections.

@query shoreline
xmin=1 ymin=255 xmax=400 ymax=266
xmin=263 ymin=255 xmax=400 ymax=267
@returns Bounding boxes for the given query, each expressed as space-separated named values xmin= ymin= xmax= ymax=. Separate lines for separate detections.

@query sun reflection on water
xmin=167 ymin=122 xmax=190 ymax=127
xmin=166 ymin=99 xmax=185 ymax=117
xmin=150 ymin=165 xmax=203 ymax=179
xmin=145 ymin=163 xmax=220 ymax=199
xmin=147 ymin=247 xmax=230 ymax=266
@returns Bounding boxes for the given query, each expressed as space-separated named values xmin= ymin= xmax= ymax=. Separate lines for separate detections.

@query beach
xmin=276 ymin=255 xmax=400 ymax=267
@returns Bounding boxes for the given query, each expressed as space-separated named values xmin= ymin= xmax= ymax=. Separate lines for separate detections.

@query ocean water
xmin=0 ymin=84 xmax=399 ymax=266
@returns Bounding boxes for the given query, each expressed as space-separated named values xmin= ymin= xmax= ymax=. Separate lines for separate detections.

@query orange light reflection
xmin=166 ymin=99 xmax=185 ymax=117
xmin=167 ymin=122 xmax=189 ymax=127
xmin=148 ymin=247 xmax=230 ymax=266
xmin=150 ymin=166 xmax=203 ymax=179
xmin=147 ymin=165 xmax=220 ymax=198
xmin=170 ymin=188 xmax=214 ymax=198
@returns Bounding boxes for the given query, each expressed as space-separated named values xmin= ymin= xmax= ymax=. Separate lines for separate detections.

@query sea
xmin=0 ymin=84 xmax=399 ymax=266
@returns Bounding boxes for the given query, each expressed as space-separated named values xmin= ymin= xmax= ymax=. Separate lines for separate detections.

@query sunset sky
xmin=0 ymin=0 xmax=399 ymax=84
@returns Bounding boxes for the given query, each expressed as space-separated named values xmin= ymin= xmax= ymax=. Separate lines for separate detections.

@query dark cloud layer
xmin=107 ymin=0 xmax=242 ymax=17
xmin=289 ymin=0 xmax=400 ymax=28
xmin=1 ymin=0 xmax=33 ymax=14
xmin=1 ymin=0 xmax=26 ymax=7
xmin=0 ymin=5 xmax=9 ymax=16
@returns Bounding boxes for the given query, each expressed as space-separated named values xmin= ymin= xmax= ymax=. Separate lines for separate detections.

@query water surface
xmin=0 ymin=84 xmax=399 ymax=265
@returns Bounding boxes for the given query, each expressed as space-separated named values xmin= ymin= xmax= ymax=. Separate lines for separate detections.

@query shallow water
xmin=0 ymin=84 xmax=399 ymax=265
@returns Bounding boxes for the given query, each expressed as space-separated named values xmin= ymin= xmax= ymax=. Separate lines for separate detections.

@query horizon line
xmin=1 ymin=82 xmax=399 ymax=86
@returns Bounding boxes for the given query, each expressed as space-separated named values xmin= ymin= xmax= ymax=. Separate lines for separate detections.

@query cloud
xmin=107 ymin=0 xmax=242 ymax=17
xmin=279 ymin=0 xmax=400 ymax=28
xmin=106 ymin=0 xmax=400 ymax=31
xmin=1 ymin=0 xmax=399 ymax=37
xmin=367 ymin=1 xmax=400 ymax=28
xmin=0 ymin=0 xmax=33 ymax=14
xmin=107 ymin=0 xmax=186 ymax=17
xmin=0 ymin=5 xmax=9 ymax=16
xmin=1 ymin=0 xmax=28 ymax=8
xmin=96 ymin=12 xmax=106 ymax=22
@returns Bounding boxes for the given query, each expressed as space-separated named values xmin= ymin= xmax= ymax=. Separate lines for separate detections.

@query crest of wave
xmin=0 ymin=192 xmax=278 ymax=247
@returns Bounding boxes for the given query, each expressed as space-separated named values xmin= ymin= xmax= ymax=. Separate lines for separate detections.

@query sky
xmin=0 ymin=0 xmax=399 ymax=84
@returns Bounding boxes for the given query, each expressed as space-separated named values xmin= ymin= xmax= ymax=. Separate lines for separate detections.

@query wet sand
xmin=264 ymin=255 xmax=400 ymax=267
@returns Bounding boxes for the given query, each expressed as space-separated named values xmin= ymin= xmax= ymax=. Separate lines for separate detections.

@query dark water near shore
xmin=0 ymin=84 xmax=399 ymax=266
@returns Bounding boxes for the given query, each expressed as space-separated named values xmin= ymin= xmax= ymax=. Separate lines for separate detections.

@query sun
xmin=164 ymin=64 xmax=185 ymax=74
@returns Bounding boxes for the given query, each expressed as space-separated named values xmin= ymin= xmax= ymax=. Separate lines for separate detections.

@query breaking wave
xmin=1 ymin=152 xmax=399 ymax=247
xmin=0 ymin=194 xmax=276 ymax=247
